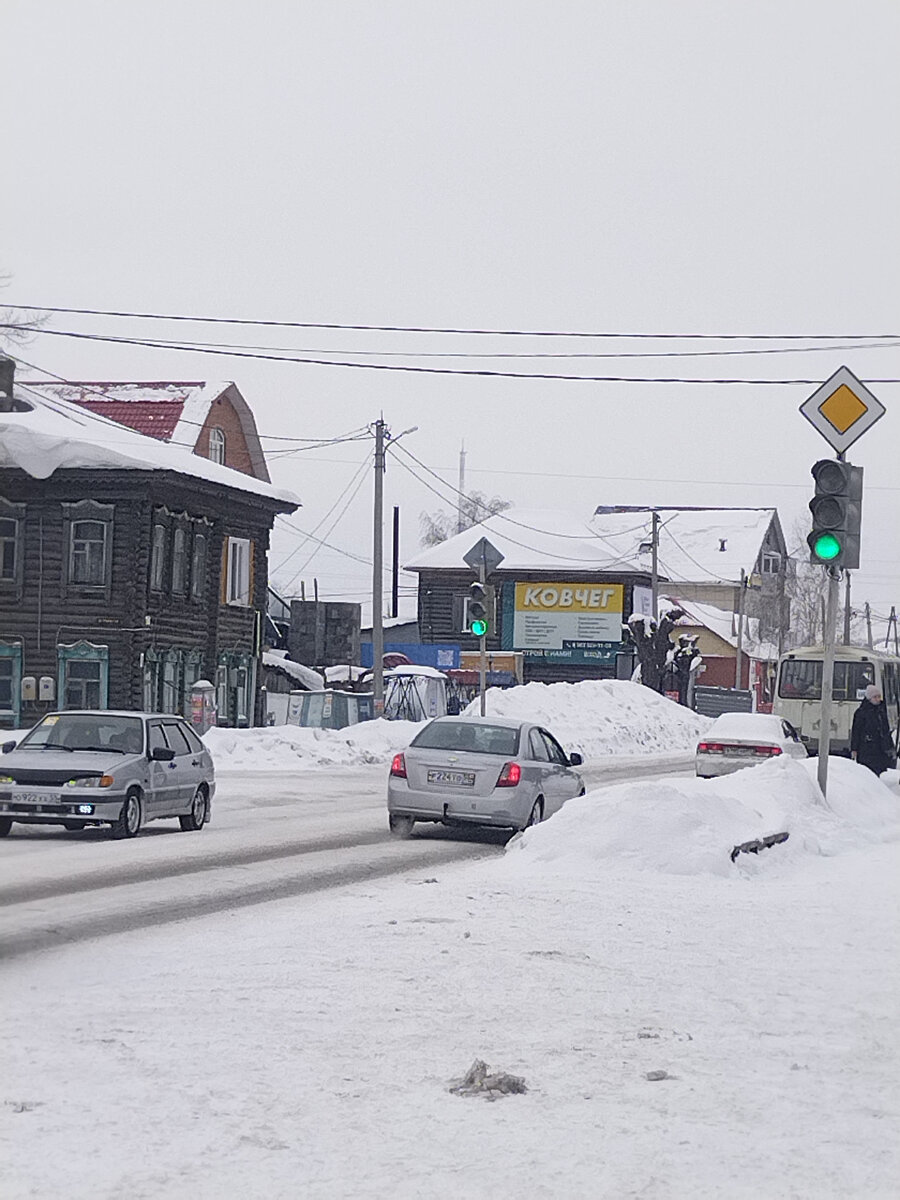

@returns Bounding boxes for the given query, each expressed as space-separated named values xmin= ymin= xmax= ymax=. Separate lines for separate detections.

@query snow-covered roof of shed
xmin=590 ymin=508 xmax=779 ymax=584
xmin=661 ymin=594 xmax=779 ymax=661
xmin=262 ymin=650 xmax=323 ymax=690
xmin=0 ymin=387 xmax=298 ymax=507
xmin=404 ymin=509 xmax=644 ymax=573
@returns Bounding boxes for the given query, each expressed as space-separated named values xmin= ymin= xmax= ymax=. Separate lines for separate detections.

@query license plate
xmin=427 ymin=769 xmax=475 ymax=787
xmin=17 ymin=792 xmax=52 ymax=804
xmin=723 ymin=747 xmax=750 ymax=757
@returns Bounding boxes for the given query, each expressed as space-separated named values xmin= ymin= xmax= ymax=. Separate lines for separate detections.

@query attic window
xmin=209 ymin=426 xmax=226 ymax=464
xmin=718 ymin=538 xmax=727 ymax=552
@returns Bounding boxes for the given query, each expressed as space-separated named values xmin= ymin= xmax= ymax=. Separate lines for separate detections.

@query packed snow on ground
xmin=464 ymin=678 xmax=710 ymax=758
xmin=205 ymin=680 xmax=709 ymax=771
xmin=2 ymin=757 xmax=898 ymax=1198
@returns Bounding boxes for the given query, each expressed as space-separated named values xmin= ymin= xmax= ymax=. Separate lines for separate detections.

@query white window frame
xmin=226 ymin=537 xmax=251 ymax=607
xmin=209 ymin=426 xmax=226 ymax=465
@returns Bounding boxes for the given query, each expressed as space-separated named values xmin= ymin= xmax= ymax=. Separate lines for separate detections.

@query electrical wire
xmin=279 ymin=462 xmax=372 ymax=592
xmin=8 ymin=302 xmax=900 ymax=340
xmin=8 ymin=326 xmax=900 ymax=384
xmin=273 ymin=455 xmax=370 ymax=578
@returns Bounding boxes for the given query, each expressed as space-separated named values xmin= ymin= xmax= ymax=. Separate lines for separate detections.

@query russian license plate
xmin=427 ymin=769 xmax=475 ymax=787
xmin=17 ymin=792 xmax=51 ymax=804
xmin=723 ymin=747 xmax=750 ymax=757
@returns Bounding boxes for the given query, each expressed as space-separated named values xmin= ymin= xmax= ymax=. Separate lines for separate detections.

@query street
xmin=0 ymin=753 xmax=693 ymax=960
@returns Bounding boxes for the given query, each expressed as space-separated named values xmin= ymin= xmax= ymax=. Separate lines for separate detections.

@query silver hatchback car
xmin=387 ymin=715 xmax=585 ymax=837
xmin=0 ymin=710 xmax=215 ymax=839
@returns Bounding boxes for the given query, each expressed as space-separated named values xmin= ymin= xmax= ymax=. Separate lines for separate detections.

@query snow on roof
xmin=662 ymin=594 xmax=779 ymax=661
xmin=1 ymin=387 xmax=298 ymax=507
xmin=22 ymin=381 xmax=227 ymax=442
xmin=404 ymin=508 xmax=644 ymax=573
xmin=262 ymin=650 xmax=323 ymax=690
xmin=24 ymin=379 xmax=271 ymax=483
xmin=591 ymin=508 xmax=780 ymax=584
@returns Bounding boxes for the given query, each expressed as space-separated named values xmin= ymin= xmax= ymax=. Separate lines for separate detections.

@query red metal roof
xmin=72 ymin=397 xmax=185 ymax=439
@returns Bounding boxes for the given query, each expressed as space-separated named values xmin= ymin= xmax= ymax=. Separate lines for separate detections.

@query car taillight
xmin=496 ymin=761 xmax=521 ymax=787
xmin=697 ymin=742 xmax=724 ymax=754
xmin=752 ymin=744 xmax=782 ymax=757
xmin=390 ymin=753 xmax=407 ymax=778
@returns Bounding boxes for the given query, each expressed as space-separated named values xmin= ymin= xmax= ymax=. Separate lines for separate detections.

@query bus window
xmin=779 ymin=658 xmax=875 ymax=701
xmin=779 ymin=660 xmax=821 ymax=699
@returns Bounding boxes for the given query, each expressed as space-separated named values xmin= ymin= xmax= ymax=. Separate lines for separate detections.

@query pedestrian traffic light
xmin=466 ymin=581 xmax=489 ymax=637
xmin=807 ymin=459 xmax=863 ymax=569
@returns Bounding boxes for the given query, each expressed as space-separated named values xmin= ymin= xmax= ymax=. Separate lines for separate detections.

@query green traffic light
xmin=812 ymin=532 xmax=842 ymax=561
xmin=470 ymin=619 xmax=488 ymax=637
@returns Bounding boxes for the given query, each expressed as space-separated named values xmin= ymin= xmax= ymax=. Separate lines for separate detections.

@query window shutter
xmin=248 ymin=540 xmax=256 ymax=607
xmin=220 ymin=538 xmax=229 ymax=606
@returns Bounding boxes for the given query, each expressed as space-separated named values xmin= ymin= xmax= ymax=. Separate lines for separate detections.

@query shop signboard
xmin=502 ymin=582 xmax=624 ymax=665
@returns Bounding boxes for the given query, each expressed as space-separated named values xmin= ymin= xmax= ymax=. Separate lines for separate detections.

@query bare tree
xmin=0 ymin=275 xmax=49 ymax=349
xmin=419 ymin=489 xmax=511 ymax=546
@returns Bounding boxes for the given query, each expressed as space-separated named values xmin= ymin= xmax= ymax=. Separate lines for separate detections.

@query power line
xmin=8 ymin=303 xmax=900 ymax=340
xmin=271 ymin=455 xmax=370 ymax=575
xmin=8 ymin=326 xmax=900 ymax=384
xmin=279 ymin=459 xmax=372 ymax=591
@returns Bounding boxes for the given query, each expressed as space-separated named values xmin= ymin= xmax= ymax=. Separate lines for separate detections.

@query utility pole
xmin=865 ymin=602 xmax=874 ymax=650
xmin=843 ymin=571 xmax=851 ymax=645
xmin=457 ymin=442 xmax=467 ymax=534
xmin=391 ymin=505 xmax=400 ymax=619
xmin=372 ymin=418 xmax=387 ymax=713
xmin=650 ymin=510 xmax=659 ymax=620
xmin=734 ymin=569 xmax=746 ymax=689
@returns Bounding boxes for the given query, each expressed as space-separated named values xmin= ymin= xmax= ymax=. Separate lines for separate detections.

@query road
xmin=0 ymin=753 xmax=693 ymax=959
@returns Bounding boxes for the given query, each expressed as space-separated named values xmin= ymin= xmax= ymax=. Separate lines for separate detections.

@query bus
xmin=773 ymin=644 xmax=900 ymax=757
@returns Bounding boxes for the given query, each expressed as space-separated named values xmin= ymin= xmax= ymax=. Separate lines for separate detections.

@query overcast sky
xmin=3 ymin=2 xmax=899 ymax=631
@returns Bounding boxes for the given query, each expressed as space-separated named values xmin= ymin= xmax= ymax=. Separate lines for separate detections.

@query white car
xmin=696 ymin=712 xmax=807 ymax=778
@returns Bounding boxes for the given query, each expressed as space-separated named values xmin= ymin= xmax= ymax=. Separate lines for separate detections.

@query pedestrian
xmin=850 ymin=684 xmax=894 ymax=776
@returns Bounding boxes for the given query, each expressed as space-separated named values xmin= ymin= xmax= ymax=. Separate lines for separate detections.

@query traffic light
xmin=466 ymin=581 xmax=490 ymax=637
xmin=807 ymin=459 xmax=862 ymax=569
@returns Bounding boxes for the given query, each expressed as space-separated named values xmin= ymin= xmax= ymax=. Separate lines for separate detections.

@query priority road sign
xmin=799 ymin=365 xmax=886 ymax=454
xmin=463 ymin=537 xmax=505 ymax=579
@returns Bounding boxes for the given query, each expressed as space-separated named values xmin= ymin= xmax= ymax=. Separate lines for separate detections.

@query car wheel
xmin=389 ymin=814 xmax=415 ymax=839
xmin=111 ymin=790 xmax=142 ymax=840
xmin=0 ymin=816 xmax=12 ymax=837
xmin=179 ymin=786 xmax=209 ymax=832
xmin=63 ymin=821 xmax=84 ymax=832
xmin=525 ymin=798 xmax=544 ymax=828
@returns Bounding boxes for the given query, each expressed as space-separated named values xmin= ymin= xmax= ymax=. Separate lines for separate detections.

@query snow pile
xmin=203 ymin=718 xmax=422 ymax=771
xmin=465 ymin=679 xmax=710 ymax=757
xmin=504 ymin=755 xmax=900 ymax=878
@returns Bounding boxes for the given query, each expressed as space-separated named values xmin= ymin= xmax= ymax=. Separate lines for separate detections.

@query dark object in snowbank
xmin=730 ymin=830 xmax=789 ymax=863
xmin=450 ymin=1058 xmax=528 ymax=1099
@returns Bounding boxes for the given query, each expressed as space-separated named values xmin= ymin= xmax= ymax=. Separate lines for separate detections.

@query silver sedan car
xmin=696 ymin=712 xmax=807 ymax=778
xmin=0 ymin=710 xmax=215 ymax=839
xmin=387 ymin=715 xmax=585 ymax=837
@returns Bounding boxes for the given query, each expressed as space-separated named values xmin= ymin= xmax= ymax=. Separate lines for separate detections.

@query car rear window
xmin=411 ymin=721 xmax=520 ymax=756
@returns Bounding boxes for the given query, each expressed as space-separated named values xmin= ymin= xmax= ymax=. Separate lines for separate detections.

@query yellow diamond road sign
xmin=800 ymin=366 xmax=886 ymax=453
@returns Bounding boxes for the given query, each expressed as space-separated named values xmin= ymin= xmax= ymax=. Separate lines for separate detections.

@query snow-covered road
xmin=0 ymin=754 xmax=694 ymax=958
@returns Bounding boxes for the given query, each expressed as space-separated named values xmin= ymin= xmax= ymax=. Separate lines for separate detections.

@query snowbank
xmin=203 ymin=718 xmax=422 ymax=771
xmin=504 ymin=755 xmax=900 ymax=878
xmin=465 ymin=679 xmax=710 ymax=757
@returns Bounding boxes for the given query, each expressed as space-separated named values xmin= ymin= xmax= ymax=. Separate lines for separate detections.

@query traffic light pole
xmin=478 ymin=561 xmax=487 ymax=717
xmin=817 ymin=565 xmax=840 ymax=796
xmin=372 ymin=418 xmax=386 ymax=714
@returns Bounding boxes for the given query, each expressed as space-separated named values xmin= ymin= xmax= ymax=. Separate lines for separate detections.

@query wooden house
xmin=0 ymin=359 xmax=298 ymax=728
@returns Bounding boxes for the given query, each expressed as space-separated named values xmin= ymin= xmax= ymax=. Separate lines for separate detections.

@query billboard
xmin=502 ymin=583 xmax=624 ymax=665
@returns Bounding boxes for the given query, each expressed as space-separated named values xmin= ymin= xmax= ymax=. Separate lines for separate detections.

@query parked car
xmin=0 ymin=710 xmax=215 ymax=838
xmin=387 ymin=716 xmax=585 ymax=837
xmin=696 ymin=712 xmax=807 ymax=778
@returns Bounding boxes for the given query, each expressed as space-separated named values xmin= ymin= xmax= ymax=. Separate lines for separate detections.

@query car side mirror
xmin=150 ymin=746 xmax=176 ymax=762
xmin=568 ymin=752 xmax=583 ymax=766
xmin=1 ymin=740 xmax=16 ymax=754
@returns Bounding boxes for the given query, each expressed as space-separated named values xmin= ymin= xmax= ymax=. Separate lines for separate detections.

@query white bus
xmin=773 ymin=644 xmax=900 ymax=757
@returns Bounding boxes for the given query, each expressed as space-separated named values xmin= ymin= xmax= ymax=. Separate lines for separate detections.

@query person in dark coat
xmin=850 ymin=685 xmax=894 ymax=776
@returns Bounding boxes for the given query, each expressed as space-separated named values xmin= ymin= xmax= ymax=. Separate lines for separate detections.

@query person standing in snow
xmin=850 ymin=685 xmax=894 ymax=776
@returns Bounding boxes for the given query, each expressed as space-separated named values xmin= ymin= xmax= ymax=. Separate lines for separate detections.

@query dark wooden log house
xmin=0 ymin=359 xmax=298 ymax=729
